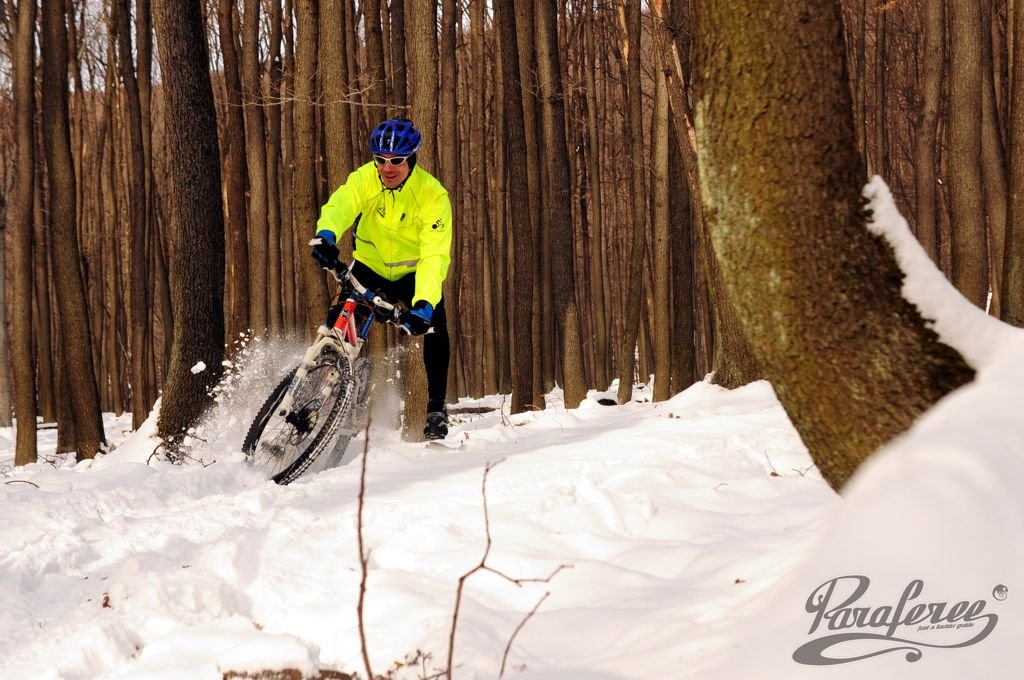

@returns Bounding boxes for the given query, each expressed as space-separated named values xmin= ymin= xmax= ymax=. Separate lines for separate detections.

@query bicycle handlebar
xmin=326 ymin=260 xmax=405 ymax=324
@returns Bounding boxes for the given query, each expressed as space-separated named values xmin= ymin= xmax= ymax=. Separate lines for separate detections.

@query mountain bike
xmin=242 ymin=260 xmax=406 ymax=484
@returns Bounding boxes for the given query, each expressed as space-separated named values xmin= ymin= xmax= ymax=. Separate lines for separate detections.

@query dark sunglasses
xmin=373 ymin=154 xmax=410 ymax=167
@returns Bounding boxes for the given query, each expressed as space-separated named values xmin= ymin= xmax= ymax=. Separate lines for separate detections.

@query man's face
xmin=374 ymin=153 xmax=412 ymax=188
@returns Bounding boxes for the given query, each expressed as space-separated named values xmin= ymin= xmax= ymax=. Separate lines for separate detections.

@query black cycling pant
xmin=349 ymin=260 xmax=449 ymax=412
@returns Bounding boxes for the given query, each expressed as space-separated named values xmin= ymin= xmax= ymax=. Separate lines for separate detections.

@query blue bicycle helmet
xmin=369 ymin=117 xmax=422 ymax=155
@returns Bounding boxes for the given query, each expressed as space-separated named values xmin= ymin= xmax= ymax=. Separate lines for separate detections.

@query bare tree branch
xmin=445 ymin=459 xmax=573 ymax=679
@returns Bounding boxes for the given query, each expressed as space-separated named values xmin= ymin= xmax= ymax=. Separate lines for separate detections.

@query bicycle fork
xmin=276 ymin=331 xmax=343 ymax=419
xmin=275 ymin=301 xmax=364 ymax=419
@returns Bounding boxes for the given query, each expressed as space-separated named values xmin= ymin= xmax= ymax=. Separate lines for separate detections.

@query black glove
xmin=400 ymin=300 xmax=433 ymax=336
xmin=310 ymin=230 xmax=339 ymax=268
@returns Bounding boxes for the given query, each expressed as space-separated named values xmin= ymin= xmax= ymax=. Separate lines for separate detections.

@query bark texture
xmin=153 ymin=0 xmax=227 ymax=443
xmin=10 ymin=0 xmax=38 ymax=464
xmin=692 ymin=0 xmax=975 ymax=490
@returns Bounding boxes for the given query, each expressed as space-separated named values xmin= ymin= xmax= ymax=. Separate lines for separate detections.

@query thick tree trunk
xmin=41 ymin=0 xmax=106 ymax=459
xmin=692 ymin=0 xmax=975 ymax=490
xmin=153 ymin=0 xmax=226 ymax=444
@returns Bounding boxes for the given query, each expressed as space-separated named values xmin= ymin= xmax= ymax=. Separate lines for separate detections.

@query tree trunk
xmin=363 ymin=0 xmax=386 ymax=130
xmin=216 ymin=0 xmax=251 ymax=342
xmin=914 ymin=0 xmax=943 ymax=263
xmin=266 ymin=0 xmax=285 ymax=334
xmin=33 ymin=163 xmax=56 ymax=424
xmin=496 ymin=0 xmax=535 ymax=415
xmin=101 ymin=70 xmax=126 ymax=415
xmin=692 ymin=0 xmax=976 ymax=490
xmin=295 ymin=0 xmax=326 ymax=331
xmin=0 ymin=198 xmax=10 ymax=428
xmin=41 ymin=0 xmax=106 ymax=459
xmin=616 ymin=1 xmax=647 ymax=404
xmin=391 ymin=0 xmax=408 ymax=109
xmin=320 ymin=0 xmax=354 ymax=190
xmin=440 ymin=0 xmax=465 ymax=396
xmin=1005 ymin=0 xmax=1024 ymax=326
xmin=403 ymin=0 xmax=438 ymax=439
xmin=650 ymin=28 xmax=671 ymax=402
xmin=10 ymin=0 xmax=38 ymax=464
xmin=583 ymin=1 xmax=609 ymax=390
xmin=980 ymin=0 xmax=1008 ymax=316
xmin=948 ymin=0 xmax=990 ymax=308
xmin=514 ymin=0 xmax=545 ymax=407
xmin=112 ymin=0 xmax=154 ymax=427
xmin=281 ymin=0 xmax=300 ymax=332
xmin=153 ymin=0 xmax=226 ymax=444
xmin=535 ymin=0 xmax=587 ymax=408
xmin=243 ymin=0 xmax=270 ymax=333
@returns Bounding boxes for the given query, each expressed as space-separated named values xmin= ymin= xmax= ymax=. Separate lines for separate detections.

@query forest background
xmin=1 ymin=0 xmax=1021 ymax=487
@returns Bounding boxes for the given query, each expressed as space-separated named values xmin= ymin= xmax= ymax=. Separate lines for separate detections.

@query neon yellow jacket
xmin=316 ymin=162 xmax=453 ymax=306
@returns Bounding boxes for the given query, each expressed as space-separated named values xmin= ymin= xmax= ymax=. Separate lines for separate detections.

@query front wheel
xmin=242 ymin=352 xmax=355 ymax=484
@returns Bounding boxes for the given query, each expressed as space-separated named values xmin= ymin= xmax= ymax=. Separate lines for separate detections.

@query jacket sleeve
xmin=413 ymin=187 xmax=454 ymax=307
xmin=316 ymin=165 xmax=370 ymax=242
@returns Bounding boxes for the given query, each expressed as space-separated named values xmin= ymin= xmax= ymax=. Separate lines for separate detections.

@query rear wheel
xmin=242 ymin=352 xmax=355 ymax=484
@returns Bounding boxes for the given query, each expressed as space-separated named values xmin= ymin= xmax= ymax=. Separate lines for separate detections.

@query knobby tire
xmin=243 ymin=353 xmax=356 ymax=484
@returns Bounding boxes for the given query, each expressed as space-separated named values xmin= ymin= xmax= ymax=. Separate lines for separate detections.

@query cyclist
xmin=310 ymin=117 xmax=453 ymax=440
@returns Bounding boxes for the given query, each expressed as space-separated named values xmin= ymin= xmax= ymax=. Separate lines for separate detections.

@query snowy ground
xmin=1 ymin=362 xmax=835 ymax=679
xmin=4 ymin=179 xmax=1023 ymax=680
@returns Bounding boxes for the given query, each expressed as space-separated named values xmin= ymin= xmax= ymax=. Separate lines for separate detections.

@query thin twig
xmin=146 ymin=441 xmax=166 ymax=465
xmin=4 ymin=479 xmax=39 ymax=488
xmin=356 ymin=415 xmax=375 ymax=680
xmin=500 ymin=592 xmax=550 ymax=678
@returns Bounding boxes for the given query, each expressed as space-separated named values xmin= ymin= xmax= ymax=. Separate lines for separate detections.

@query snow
xmin=2 ymin=178 xmax=1022 ymax=679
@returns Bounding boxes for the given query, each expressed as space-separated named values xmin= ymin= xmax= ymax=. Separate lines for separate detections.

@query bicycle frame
xmin=275 ymin=264 xmax=401 ymax=419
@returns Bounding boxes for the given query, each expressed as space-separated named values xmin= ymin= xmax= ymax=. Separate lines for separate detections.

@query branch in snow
xmin=356 ymin=416 xmax=374 ymax=680
xmin=446 ymin=459 xmax=573 ymax=679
